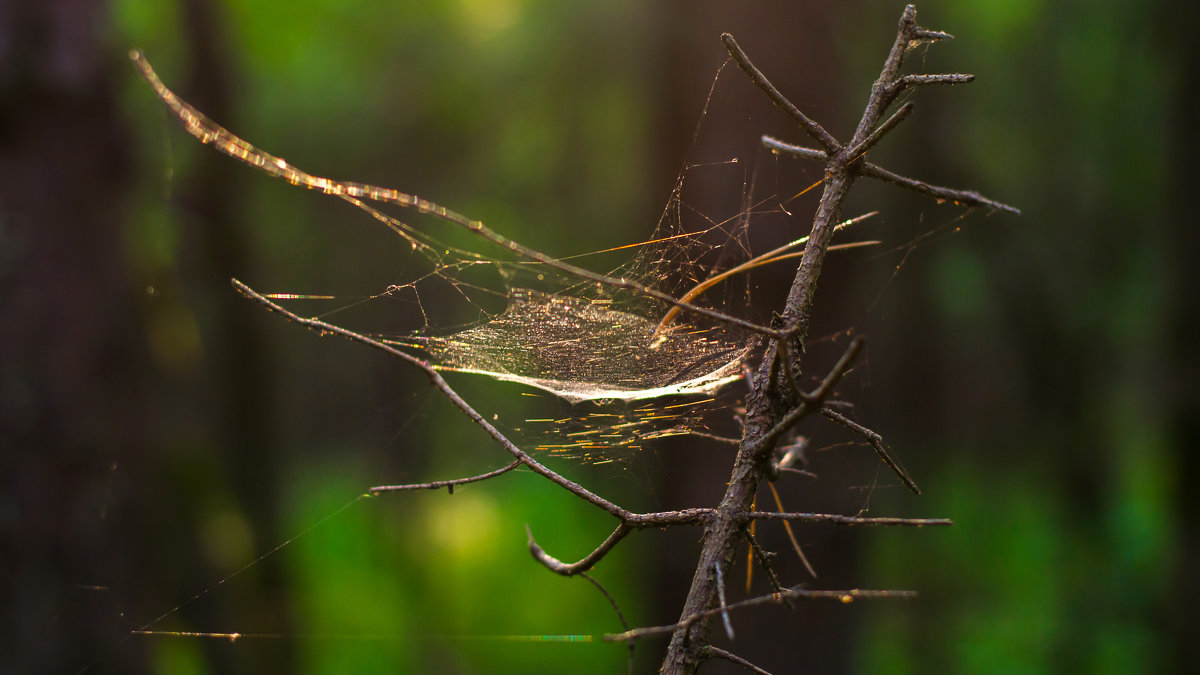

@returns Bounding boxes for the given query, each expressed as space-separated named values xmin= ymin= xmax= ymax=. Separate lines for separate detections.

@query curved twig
xmin=527 ymin=523 xmax=633 ymax=576
xmin=767 ymin=482 xmax=816 ymax=579
xmin=653 ymin=213 xmax=878 ymax=338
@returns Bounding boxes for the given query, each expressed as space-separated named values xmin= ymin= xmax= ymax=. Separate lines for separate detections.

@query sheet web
xmin=381 ymin=188 xmax=755 ymax=407
xmin=375 ymin=187 xmax=759 ymax=460
xmin=130 ymin=51 xmax=790 ymax=461
xmin=369 ymin=167 xmax=763 ymax=460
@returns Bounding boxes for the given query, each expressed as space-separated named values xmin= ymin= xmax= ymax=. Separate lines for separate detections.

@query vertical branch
xmin=661 ymin=6 xmax=1015 ymax=672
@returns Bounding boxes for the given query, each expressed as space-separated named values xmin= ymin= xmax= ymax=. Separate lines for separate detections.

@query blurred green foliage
xmin=857 ymin=1 xmax=1179 ymax=674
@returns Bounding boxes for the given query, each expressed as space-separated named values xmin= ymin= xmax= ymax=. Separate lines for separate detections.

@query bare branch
xmin=369 ymin=461 xmax=520 ymax=495
xmin=231 ymin=279 xmax=636 ymax=520
xmin=764 ymin=134 xmax=1020 ymax=215
xmin=625 ymin=509 xmax=715 ymax=527
xmin=610 ymin=587 xmax=918 ymax=642
xmin=526 ymin=508 xmax=717 ymax=577
xmin=749 ymin=512 xmax=952 ymax=527
xmin=527 ymin=523 xmax=632 ymax=576
xmin=761 ymin=136 xmax=826 ymax=161
xmin=860 ymin=5 xmax=924 ymax=116
xmin=915 ymin=28 xmax=954 ymax=41
xmin=858 ymin=161 xmax=1021 ymax=214
xmin=897 ymin=73 xmax=974 ymax=89
xmin=721 ymin=34 xmax=840 ymax=153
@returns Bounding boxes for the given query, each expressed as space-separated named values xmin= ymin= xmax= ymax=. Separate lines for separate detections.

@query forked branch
xmin=661 ymin=6 xmax=1016 ymax=671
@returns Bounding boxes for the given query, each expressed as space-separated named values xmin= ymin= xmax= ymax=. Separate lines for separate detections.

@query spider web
xmin=131 ymin=49 xmax=933 ymax=465
xmin=130 ymin=50 xmax=794 ymax=460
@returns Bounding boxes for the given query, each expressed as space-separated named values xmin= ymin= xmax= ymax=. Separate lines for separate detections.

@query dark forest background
xmin=3 ymin=0 xmax=1197 ymax=672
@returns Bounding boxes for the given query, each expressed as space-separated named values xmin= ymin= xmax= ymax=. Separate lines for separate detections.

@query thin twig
xmin=897 ymin=73 xmax=973 ymax=89
xmin=763 ymin=135 xmax=1020 ymax=214
xmin=743 ymin=528 xmax=791 ymax=604
xmin=768 ymin=482 xmax=817 ymax=579
xmin=720 ymin=34 xmax=840 ymax=152
xmin=714 ymin=562 xmax=735 ymax=641
xmin=369 ymin=460 xmax=521 ymax=494
xmin=749 ymin=512 xmax=952 ymax=527
xmin=762 ymin=137 xmax=827 ymax=161
xmin=580 ymin=572 xmax=635 ymax=675
xmin=705 ymin=646 xmax=773 ymax=675
xmin=858 ymin=161 xmax=1021 ymax=214
xmin=845 ymin=101 xmax=914 ymax=161
xmin=610 ymin=587 xmax=918 ymax=643
xmin=801 ymin=336 xmax=864 ymax=402
xmin=860 ymin=5 xmax=921 ymax=118
xmin=819 ymin=406 xmax=921 ymax=494
xmin=915 ymin=28 xmax=953 ymax=41
xmin=527 ymin=523 xmax=632 ymax=576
